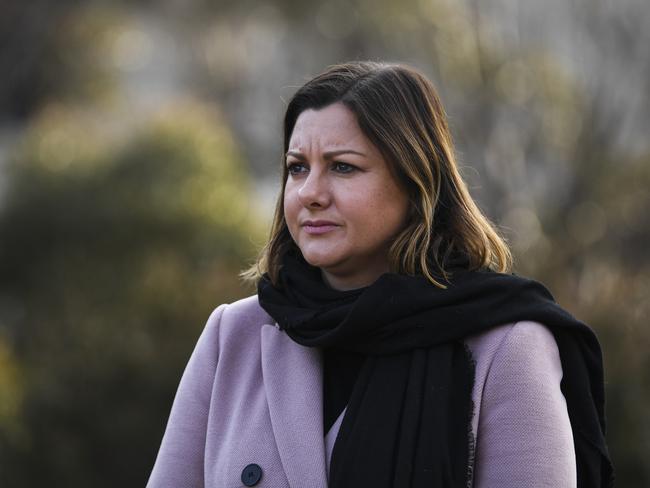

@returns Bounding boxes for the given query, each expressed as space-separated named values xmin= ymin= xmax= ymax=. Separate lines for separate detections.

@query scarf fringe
xmin=463 ymin=342 xmax=477 ymax=488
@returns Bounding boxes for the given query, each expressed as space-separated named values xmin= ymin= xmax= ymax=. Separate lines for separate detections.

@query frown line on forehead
xmin=285 ymin=149 xmax=367 ymax=160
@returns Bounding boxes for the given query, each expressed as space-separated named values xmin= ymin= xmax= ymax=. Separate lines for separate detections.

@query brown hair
xmin=242 ymin=61 xmax=512 ymax=288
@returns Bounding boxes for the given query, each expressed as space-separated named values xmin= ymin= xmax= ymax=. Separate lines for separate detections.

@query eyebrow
xmin=285 ymin=149 xmax=367 ymax=159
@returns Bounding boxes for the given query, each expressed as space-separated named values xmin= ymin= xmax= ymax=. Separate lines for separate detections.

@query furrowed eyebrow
xmin=285 ymin=149 xmax=366 ymax=159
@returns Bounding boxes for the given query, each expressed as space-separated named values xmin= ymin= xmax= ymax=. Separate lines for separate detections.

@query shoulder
xmin=465 ymin=324 xmax=576 ymax=486
xmin=465 ymin=320 xmax=559 ymax=374
xmin=465 ymin=320 xmax=565 ymax=427
xmin=204 ymin=294 xmax=275 ymax=342
xmin=215 ymin=294 xmax=273 ymax=326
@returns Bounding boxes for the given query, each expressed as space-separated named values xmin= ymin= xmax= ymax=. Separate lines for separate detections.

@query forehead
xmin=289 ymin=103 xmax=364 ymax=148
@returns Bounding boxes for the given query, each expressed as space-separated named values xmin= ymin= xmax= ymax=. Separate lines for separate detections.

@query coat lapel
xmin=260 ymin=323 xmax=329 ymax=488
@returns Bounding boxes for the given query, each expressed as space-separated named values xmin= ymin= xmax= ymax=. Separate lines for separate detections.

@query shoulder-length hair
xmin=242 ymin=61 xmax=512 ymax=288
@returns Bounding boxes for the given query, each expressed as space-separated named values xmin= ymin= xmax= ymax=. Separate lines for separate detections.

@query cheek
xmin=361 ymin=189 xmax=409 ymax=238
xmin=349 ymin=187 xmax=406 ymax=229
xmin=283 ymin=185 xmax=302 ymax=239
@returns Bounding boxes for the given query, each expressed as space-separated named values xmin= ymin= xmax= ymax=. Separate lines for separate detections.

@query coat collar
xmin=260 ymin=323 xmax=329 ymax=488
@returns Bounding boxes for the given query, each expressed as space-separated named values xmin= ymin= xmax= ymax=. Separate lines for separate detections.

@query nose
xmin=297 ymin=167 xmax=331 ymax=209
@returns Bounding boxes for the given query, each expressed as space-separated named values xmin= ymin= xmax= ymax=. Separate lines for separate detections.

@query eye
xmin=333 ymin=162 xmax=356 ymax=174
xmin=287 ymin=162 xmax=307 ymax=175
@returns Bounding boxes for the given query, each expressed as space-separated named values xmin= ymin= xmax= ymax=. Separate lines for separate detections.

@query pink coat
xmin=147 ymin=295 xmax=576 ymax=487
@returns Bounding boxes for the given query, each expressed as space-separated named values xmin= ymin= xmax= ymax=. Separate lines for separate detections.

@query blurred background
xmin=0 ymin=0 xmax=648 ymax=486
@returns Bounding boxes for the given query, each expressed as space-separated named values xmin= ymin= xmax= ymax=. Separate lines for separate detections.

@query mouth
xmin=302 ymin=220 xmax=340 ymax=235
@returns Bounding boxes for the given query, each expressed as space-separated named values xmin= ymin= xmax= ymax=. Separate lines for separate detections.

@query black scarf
xmin=258 ymin=251 xmax=614 ymax=487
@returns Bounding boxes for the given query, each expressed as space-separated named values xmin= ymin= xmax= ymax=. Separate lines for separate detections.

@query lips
xmin=301 ymin=220 xmax=340 ymax=235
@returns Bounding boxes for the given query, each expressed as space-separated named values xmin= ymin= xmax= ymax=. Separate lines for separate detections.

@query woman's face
xmin=284 ymin=102 xmax=410 ymax=291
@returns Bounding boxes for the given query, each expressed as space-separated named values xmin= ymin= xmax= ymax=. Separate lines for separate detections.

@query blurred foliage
xmin=0 ymin=0 xmax=119 ymax=121
xmin=0 ymin=0 xmax=649 ymax=486
xmin=0 ymin=100 xmax=260 ymax=486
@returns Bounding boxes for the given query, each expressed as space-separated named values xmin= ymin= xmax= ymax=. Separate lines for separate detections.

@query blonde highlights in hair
xmin=242 ymin=61 xmax=512 ymax=288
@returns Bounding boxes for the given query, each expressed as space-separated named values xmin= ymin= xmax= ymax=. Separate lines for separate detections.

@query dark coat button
xmin=241 ymin=463 xmax=263 ymax=486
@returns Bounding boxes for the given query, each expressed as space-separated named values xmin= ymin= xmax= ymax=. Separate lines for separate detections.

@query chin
xmin=302 ymin=255 xmax=338 ymax=270
xmin=300 ymin=248 xmax=344 ymax=270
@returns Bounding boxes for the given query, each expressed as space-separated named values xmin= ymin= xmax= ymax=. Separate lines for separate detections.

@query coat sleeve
xmin=472 ymin=320 xmax=577 ymax=488
xmin=146 ymin=304 xmax=226 ymax=488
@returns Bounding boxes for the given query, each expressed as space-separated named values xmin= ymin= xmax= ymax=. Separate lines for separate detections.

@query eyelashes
xmin=332 ymin=162 xmax=356 ymax=174
xmin=286 ymin=162 xmax=307 ymax=175
xmin=286 ymin=162 xmax=358 ymax=175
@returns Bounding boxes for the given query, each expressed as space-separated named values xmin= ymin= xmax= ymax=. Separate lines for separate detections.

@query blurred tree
xmin=0 ymin=0 xmax=119 ymax=122
xmin=0 ymin=100 xmax=261 ymax=487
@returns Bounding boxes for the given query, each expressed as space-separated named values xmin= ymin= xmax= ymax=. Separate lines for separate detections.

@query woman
xmin=147 ymin=61 xmax=613 ymax=487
